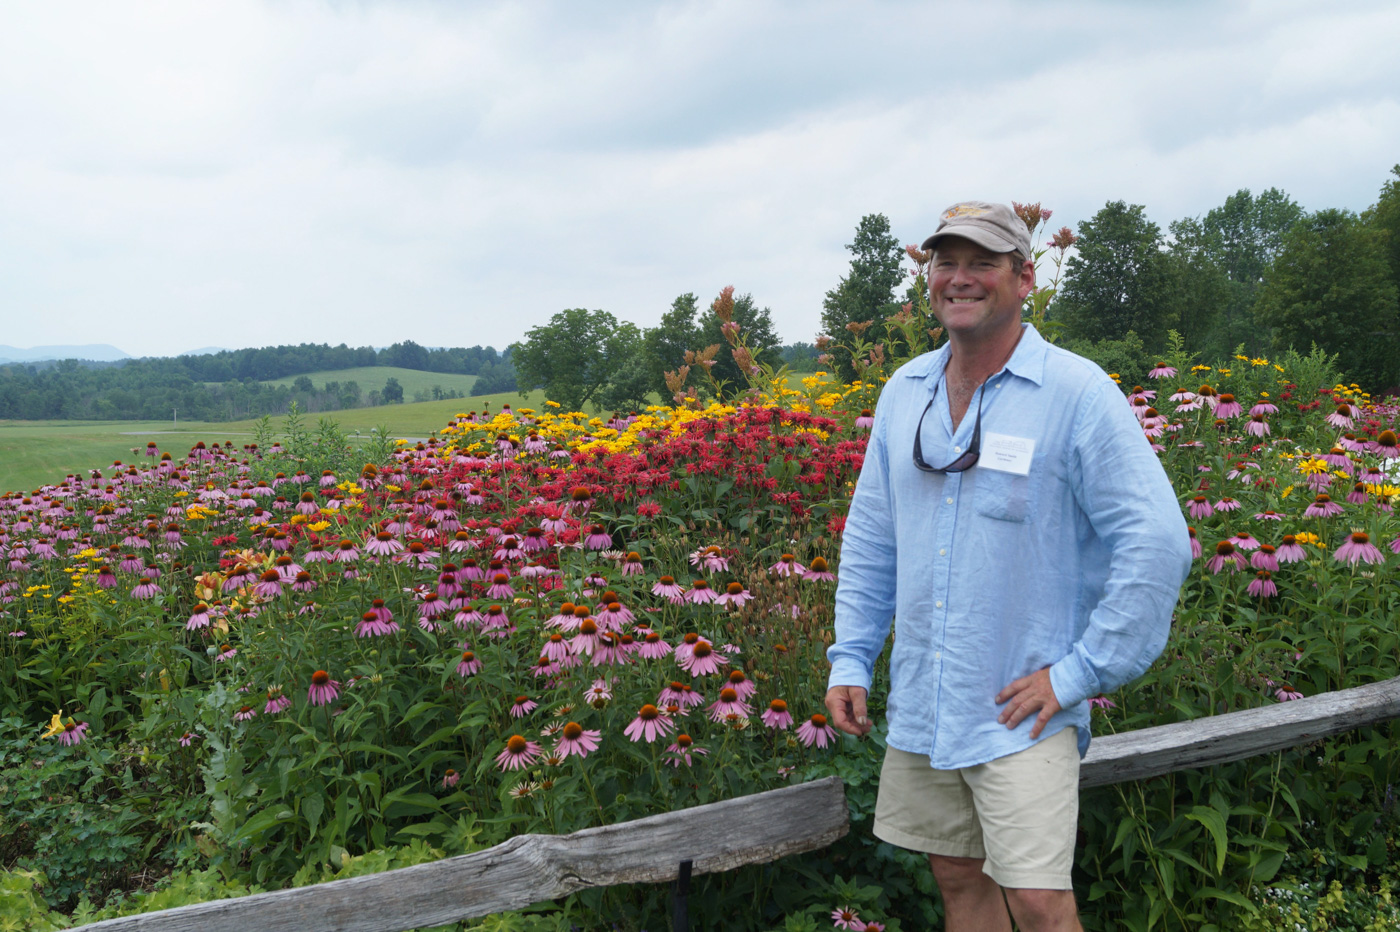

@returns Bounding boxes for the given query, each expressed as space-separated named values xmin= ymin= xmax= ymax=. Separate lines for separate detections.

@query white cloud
xmin=0 ymin=0 xmax=1396 ymax=356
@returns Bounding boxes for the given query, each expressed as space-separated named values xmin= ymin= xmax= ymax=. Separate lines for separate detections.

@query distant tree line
xmin=0 ymin=341 xmax=516 ymax=421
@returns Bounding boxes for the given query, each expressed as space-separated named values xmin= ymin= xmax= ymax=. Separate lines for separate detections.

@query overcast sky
xmin=2 ymin=0 xmax=1397 ymax=359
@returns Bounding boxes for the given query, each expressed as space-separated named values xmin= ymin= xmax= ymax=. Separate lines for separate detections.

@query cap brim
xmin=921 ymin=225 xmax=1019 ymax=254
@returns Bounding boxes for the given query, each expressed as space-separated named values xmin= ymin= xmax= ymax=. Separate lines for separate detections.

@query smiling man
xmin=824 ymin=201 xmax=1191 ymax=930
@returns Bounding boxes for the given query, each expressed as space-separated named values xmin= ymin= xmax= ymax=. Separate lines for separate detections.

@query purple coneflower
xmin=1246 ymin=415 xmax=1270 ymax=438
xmin=1274 ymin=683 xmax=1304 ymax=702
xmin=265 ymin=689 xmax=292 ymax=714
xmin=1326 ymin=404 xmax=1355 ymax=429
xmin=1374 ymin=430 xmax=1400 ymax=459
xmin=1206 ymin=541 xmax=1246 ymax=574
xmin=1088 ymin=695 xmax=1116 ymax=711
xmin=364 ymin=531 xmax=403 ymax=557
xmin=495 ymin=735 xmax=542 ymax=771
xmin=58 ymin=721 xmax=89 ymax=746
xmin=1247 ymin=571 xmax=1277 ymax=598
xmin=441 ymin=768 xmax=461 ymax=788
xmin=1334 ymin=531 xmax=1385 ymax=566
xmin=486 ymin=572 xmax=515 ymax=600
xmin=854 ymin=408 xmax=875 ymax=428
xmin=1214 ymin=497 xmax=1241 ymax=513
xmin=651 ymin=575 xmax=685 ymax=603
xmin=234 ymin=705 xmax=257 ymax=722
xmin=680 ymin=639 xmax=727 ymax=677
xmin=769 ymin=553 xmax=805 ymax=577
xmin=624 ymin=704 xmax=674 ymax=743
xmin=510 ymin=695 xmax=539 ymax=718
xmin=1303 ymin=494 xmax=1344 ymax=518
xmin=666 ymin=733 xmax=708 ymax=767
xmin=762 ymin=698 xmax=794 ymax=730
xmin=1230 ymin=531 xmax=1259 ymax=551
xmin=1251 ymin=544 xmax=1279 ymax=572
xmin=638 ymin=631 xmax=672 ymax=660
xmin=583 ymin=524 xmax=613 ymax=550
xmin=216 ymin=643 xmax=238 ymax=661
xmin=685 ymin=579 xmax=718 ymax=604
xmin=716 ymin=582 xmax=752 ymax=608
xmin=1187 ymin=527 xmax=1202 ymax=559
xmin=333 ymin=540 xmax=360 ymax=563
xmin=1275 ymin=534 xmax=1308 ymax=563
xmin=659 ymin=680 xmax=704 ymax=709
xmin=1187 ymin=496 xmax=1214 ymax=519
xmin=1213 ymin=393 xmax=1242 ymax=418
xmin=803 ymin=556 xmax=836 ymax=582
xmin=254 ymin=569 xmax=283 ymax=598
xmin=457 ymin=650 xmax=482 ymax=677
xmin=707 ymin=687 xmax=752 ymax=723
xmin=179 ymin=731 xmax=198 ymax=747
xmin=689 ymin=545 xmax=730 ymax=572
xmin=307 ymin=669 xmax=340 ymax=706
xmin=1148 ymin=362 xmax=1176 ymax=378
xmin=796 ymin=713 xmax=837 ymax=749
xmin=186 ymin=602 xmax=212 ymax=630
xmin=831 ymin=907 xmax=863 ymax=930
xmin=555 ymin=722 xmax=601 ymax=760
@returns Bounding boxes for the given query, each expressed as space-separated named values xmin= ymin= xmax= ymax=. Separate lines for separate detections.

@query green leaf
xmin=1184 ymin=806 xmax=1228 ymax=875
xmin=1199 ymin=887 xmax=1258 ymax=914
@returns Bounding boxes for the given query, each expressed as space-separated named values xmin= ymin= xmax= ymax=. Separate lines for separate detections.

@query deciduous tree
xmin=821 ymin=214 xmax=905 ymax=381
xmin=511 ymin=308 xmax=639 ymax=412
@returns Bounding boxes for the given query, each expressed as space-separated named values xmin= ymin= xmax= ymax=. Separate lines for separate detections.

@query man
xmin=824 ymin=201 xmax=1190 ymax=931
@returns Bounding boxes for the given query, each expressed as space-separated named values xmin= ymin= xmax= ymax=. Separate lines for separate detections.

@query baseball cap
xmin=920 ymin=201 xmax=1032 ymax=256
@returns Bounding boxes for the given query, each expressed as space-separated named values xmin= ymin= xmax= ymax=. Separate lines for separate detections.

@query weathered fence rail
xmin=73 ymin=675 xmax=1400 ymax=932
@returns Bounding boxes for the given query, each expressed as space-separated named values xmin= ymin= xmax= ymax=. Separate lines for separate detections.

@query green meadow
xmin=0 ymin=388 xmax=552 ymax=493
xmin=259 ymin=366 xmax=478 ymax=398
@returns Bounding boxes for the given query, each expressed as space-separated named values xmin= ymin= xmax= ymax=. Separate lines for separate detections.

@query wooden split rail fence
xmin=74 ymin=674 xmax=1400 ymax=932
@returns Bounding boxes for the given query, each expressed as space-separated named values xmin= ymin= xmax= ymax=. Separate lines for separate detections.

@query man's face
xmin=928 ymin=237 xmax=1034 ymax=342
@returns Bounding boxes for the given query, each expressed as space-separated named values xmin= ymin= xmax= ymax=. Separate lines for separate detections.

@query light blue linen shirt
xmin=827 ymin=324 xmax=1191 ymax=767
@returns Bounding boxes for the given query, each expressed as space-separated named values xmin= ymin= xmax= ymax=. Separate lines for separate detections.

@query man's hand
xmin=995 ymin=667 xmax=1062 ymax=739
xmin=825 ymin=685 xmax=872 ymax=737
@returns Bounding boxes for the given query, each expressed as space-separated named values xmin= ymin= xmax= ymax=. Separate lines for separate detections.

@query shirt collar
xmin=902 ymin=323 xmax=1047 ymax=387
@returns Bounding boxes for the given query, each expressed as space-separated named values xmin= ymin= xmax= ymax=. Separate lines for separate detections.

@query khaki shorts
xmin=873 ymin=728 xmax=1079 ymax=890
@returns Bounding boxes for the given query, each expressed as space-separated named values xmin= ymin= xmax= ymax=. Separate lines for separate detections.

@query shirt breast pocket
xmin=973 ymin=469 xmax=1033 ymax=523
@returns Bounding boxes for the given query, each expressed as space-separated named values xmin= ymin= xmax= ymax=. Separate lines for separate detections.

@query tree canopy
xmin=511 ymin=308 xmax=641 ymax=412
xmin=821 ymin=214 xmax=905 ymax=381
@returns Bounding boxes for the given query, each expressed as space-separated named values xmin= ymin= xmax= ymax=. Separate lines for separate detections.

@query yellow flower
xmin=1296 ymin=458 xmax=1329 ymax=475
xmin=1293 ymin=531 xmax=1325 ymax=549
xmin=545 ymin=400 xmax=561 ymax=408
xmin=1191 ymin=365 xmax=1212 ymax=372
xmin=1250 ymin=357 xmax=1269 ymax=367
xmin=1235 ymin=354 xmax=1250 ymax=362
xmin=1280 ymin=484 xmax=1294 ymax=498
xmin=41 ymin=712 xmax=65 ymax=739
xmin=308 ymin=520 xmax=331 ymax=532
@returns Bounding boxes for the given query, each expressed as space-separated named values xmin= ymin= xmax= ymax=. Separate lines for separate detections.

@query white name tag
xmin=980 ymin=433 xmax=1035 ymax=476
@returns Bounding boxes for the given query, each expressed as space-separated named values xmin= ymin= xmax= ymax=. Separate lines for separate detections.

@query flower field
xmin=3 ymin=344 xmax=1400 ymax=931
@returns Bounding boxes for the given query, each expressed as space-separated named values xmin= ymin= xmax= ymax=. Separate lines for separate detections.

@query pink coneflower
xmin=264 ymin=689 xmax=292 ymax=714
xmin=1207 ymin=541 xmax=1246 ymax=574
xmin=1303 ymin=494 xmax=1344 ymax=518
xmin=620 ymin=551 xmax=644 ymax=576
xmin=234 ymin=705 xmax=257 ymax=722
xmin=457 ymin=650 xmax=482 ymax=677
xmin=418 ymin=592 xmax=448 ymax=620
xmin=762 ymin=698 xmax=794 ymax=730
xmin=510 ymin=695 xmax=539 ymax=718
xmin=1246 ymin=415 xmax=1270 ymax=438
xmin=1230 ymin=531 xmax=1260 ymax=551
xmin=364 ymin=531 xmax=403 ymax=557
xmin=706 ymin=687 xmax=752 ymax=722
xmin=333 ymin=540 xmax=360 ymax=563
xmin=796 ymin=713 xmax=837 ymax=749
xmin=216 ymin=643 xmax=238 ymax=662
xmin=554 ymin=721 xmax=601 ymax=760
xmin=680 ymin=639 xmax=727 ymax=677
xmin=584 ymin=678 xmax=613 ymax=707
xmin=1254 ymin=510 xmax=1283 ymax=521
xmin=1247 ymin=571 xmax=1278 ymax=598
xmin=689 ymin=545 xmax=730 ymax=573
xmin=624 ymin=704 xmax=675 ymax=743
xmin=253 ymin=569 xmax=283 ymax=598
xmin=803 ymin=556 xmax=836 ymax=582
xmin=583 ymin=524 xmax=613 ymax=550
xmin=96 ymin=564 xmax=117 ymax=588
xmin=308 ymin=670 xmax=340 ymax=706
xmin=178 ymin=731 xmax=198 ymax=747
xmin=724 ymin=669 xmax=758 ymax=702
xmin=1127 ymin=385 xmax=1156 ymax=403
xmin=1374 ymin=430 xmax=1400 ymax=459
xmin=1214 ymin=497 xmax=1241 ymax=513
xmin=1276 ymin=534 xmax=1308 ymax=563
xmin=570 ymin=618 xmax=602 ymax=656
xmin=542 ymin=632 xmax=571 ymax=662
xmin=480 ymin=604 xmax=512 ymax=635
xmin=666 ymin=733 xmax=708 ymax=767
xmin=1250 ymin=399 xmax=1278 ymax=416
xmin=1187 ymin=527 xmax=1202 ymax=559
xmin=441 ymin=768 xmax=461 ymax=789
xmin=495 ymin=735 xmax=542 ymax=771
xmin=638 ymin=630 xmax=672 ymax=660
xmin=186 ymin=602 xmax=212 ymax=631
xmin=57 ymin=721 xmax=89 ymax=746
xmin=831 ymin=907 xmax=864 ymax=930
xmin=1326 ymin=403 xmax=1355 ymax=429
xmin=1187 ymin=495 xmax=1214 ymax=519
xmin=1274 ymin=683 xmax=1304 ymax=702
xmin=131 ymin=579 xmax=162 ymax=599
xmin=854 ymin=408 xmax=875 ymax=428
xmin=1251 ymin=544 xmax=1279 ymax=571
xmin=685 ymin=579 xmax=718 ymax=604
xmin=651 ymin=575 xmax=685 ymax=603
xmin=1334 ymin=531 xmax=1385 ymax=566
xmin=1088 ymin=695 xmax=1117 ymax=711
xmin=356 ymin=610 xmax=399 ymax=637
xmin=302 ymin=542 xmax=330 ymax=563
xmin=715 ymin=581 xmax=752 ymax=608
xmin=659 ymin=680 xmax=704 ymax=710
xmin=594 ymin=600 xmax=630 ymax=630
xmin=1148 ymin=363 xmax=1177 ymax=378
xmin=1322 ymin=446 xmax=1354 ymax=471
xmin=769 ymin=553 xmax=805 ymax=577
xmin=1213 ymin=393 xmax=1242 ymax=418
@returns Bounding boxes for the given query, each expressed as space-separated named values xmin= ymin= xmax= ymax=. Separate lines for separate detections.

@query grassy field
xmin=0 ymin=387 xmax=553 ymax=493
xmin=260 ymin=366 xmax=477 ymax=398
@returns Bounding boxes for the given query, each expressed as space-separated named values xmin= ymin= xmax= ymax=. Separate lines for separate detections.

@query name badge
xmin=981 ymin=433 xmax=1035 ymax=476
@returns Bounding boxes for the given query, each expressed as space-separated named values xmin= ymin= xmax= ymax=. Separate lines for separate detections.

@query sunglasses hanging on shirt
xmin=912 ymin=382 xmax=983 ymax=474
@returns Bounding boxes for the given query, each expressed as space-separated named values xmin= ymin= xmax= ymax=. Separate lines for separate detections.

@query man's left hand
xmin=995 ymin=667 xmax=1062 ymax=739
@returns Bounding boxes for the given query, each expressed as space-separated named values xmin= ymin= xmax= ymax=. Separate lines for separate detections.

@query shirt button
xmin=935 ymin=651 xmax=942 ymax=660
xmin=935 ymin=600 xmax=943 ymax=609
xmin=945 ymin=497 xmax=953 ymax=505
xmin=939 ymin=548 xmax=947 ymax=556
xmin=954 ymin=446 xmax=962 ymax=453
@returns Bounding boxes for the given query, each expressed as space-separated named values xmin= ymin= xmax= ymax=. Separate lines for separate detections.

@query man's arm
xmin=1046 ymin=378 xmax=1192 ymax=710
xmin=824 ymin=393 xmax=900 ymax=732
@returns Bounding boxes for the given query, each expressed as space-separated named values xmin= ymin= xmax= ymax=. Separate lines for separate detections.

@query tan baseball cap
xmin=920 ymin=201 xmax=1032 ymax=256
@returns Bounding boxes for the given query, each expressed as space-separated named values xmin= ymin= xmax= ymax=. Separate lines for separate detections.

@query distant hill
xmin=177 ymin=346 xmax=230 ymax=358
xmin=263 ymin=366 xmax=477 ymax=400
xmin=0 ymin=343 xmax=130 ymax=363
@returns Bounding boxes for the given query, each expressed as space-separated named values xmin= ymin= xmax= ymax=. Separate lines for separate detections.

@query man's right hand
xmin=824 ymin=685 xmax=872 ymax=737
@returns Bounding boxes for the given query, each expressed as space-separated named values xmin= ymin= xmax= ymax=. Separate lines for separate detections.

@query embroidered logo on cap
xmin=943 ymin=204 xmax=989 ymax=220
